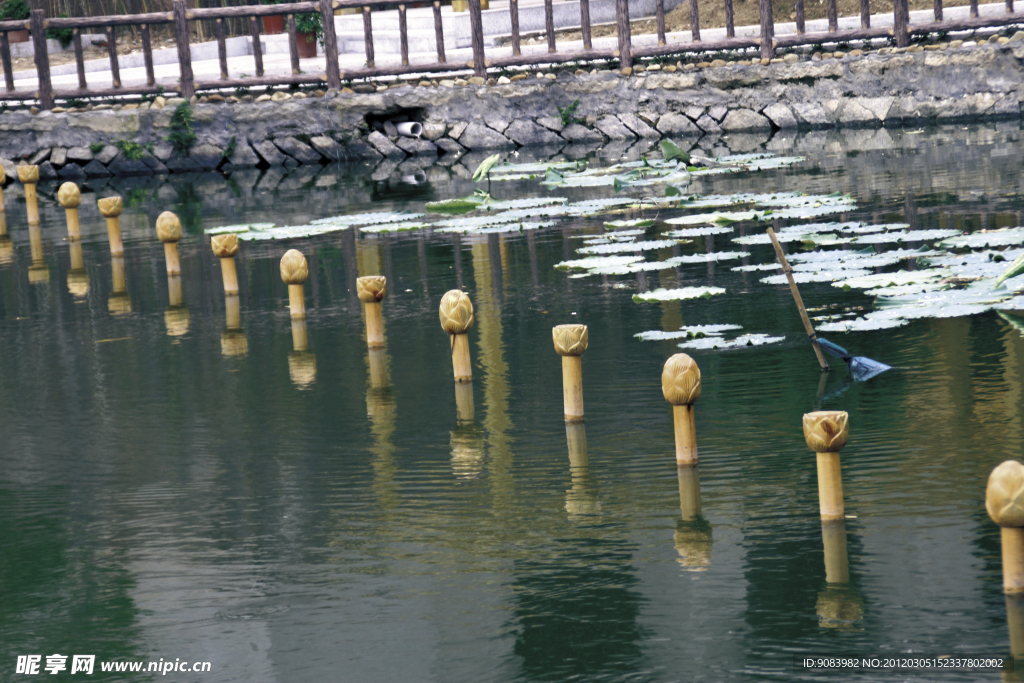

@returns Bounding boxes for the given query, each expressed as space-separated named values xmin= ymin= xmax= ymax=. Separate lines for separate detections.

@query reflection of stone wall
xmin=3 ymin=41 xmax=1024 ymax=177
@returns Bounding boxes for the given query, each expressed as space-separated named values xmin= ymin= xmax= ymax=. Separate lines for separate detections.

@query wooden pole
xmin=211 ymin=233 xmax=240 ymax=295
xmin=173 ymin=0 xmax=194 ymax=99
xmin=759 ymin=0 xmax=774 ymax=60
xmin=357 ymin=275 xmax=387 ymax=348
xmin=803 ymin=411 xmax=849 ymax=521
xmin=893 ymin=0 xmax=909 ymax=47
xmin=58 ymin=182 xmax=81 ymax=240
xmin=663 ymin=353 xmax=701 ymax=465
xmin=280 ymin=249 xmax=308 ymax=319
xmin=615 ymin=0 xmax=632 ymax=69
xmin=987 ymin=461 xmax=1024 ymax=593
xmin=320 ymin=0 xmax=341 ymax=88
xmin=440 ymin=289 xmax=474 ymax=383
xmin=553 ymin=324 xmax=588 ymax=423
xmin=468 ymin=0 xmax=486 ymax=77
xmin=821 ymin=520 xmax=849 ymax=584
xmin=156 ymin=211 xmax=182 ymax=277
xmin=18 ymin=165 xmax=39 ymax=224
xmin=766 ymin=227 xmax=829 ymax=371
xmin=98 ymin=196 xmax=124 ymax=257
xmin=30 ymin=10 xmax=53 ymax=110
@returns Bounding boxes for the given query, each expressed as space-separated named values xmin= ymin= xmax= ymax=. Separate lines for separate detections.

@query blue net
xmin=816 ymin=337 xmax=890 ymax=381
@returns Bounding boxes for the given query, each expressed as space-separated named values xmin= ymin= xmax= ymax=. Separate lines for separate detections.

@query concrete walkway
xmin=8 ymin=1 xmax=1018 ymax=95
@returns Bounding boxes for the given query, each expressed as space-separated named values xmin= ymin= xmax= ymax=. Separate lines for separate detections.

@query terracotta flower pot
xmin=8 ymin=29 xmax=29 ymax=44
xmin=297 ymin=31 xmax=317 ymax=58
xmin=262 ymin=14 xmax=284 ymax=35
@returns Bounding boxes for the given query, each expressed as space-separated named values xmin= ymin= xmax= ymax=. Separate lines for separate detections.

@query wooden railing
xmin=2 ymin=0 xmax=1023 ymax=110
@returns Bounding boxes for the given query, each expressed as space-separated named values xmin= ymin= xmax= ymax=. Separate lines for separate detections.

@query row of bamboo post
xmin=8 ymin=166 xmax=1024 ymax=648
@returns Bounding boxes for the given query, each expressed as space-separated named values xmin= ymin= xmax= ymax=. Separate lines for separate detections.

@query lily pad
xmin=577 ymin=239 xmax=681 ymax=255
xmin=605 ymin=218 xmax=656 ymax=228
xmin=634 ymin=324 xmax=743 ymax=341
xmin=761 ymin=269 xmax=872 ymax=285
xmin=817 ymin=317 xmax=911 ymax=332
xmin=677 ymin=333 xmax=786 ymax=350
xmin=205 ymin=222 xmax=274 ymax=235
xmin=555 ymin=255 xmax=646 ymax=270
xmin=940 ymin=228 xmax=1024 ymax=249
xmin=633 ymin=287 xmax=726 ymax=302
xmin=832 ymin=268 xmax=952 ymax=290
xmin=664 ymin=226 xmax=734 ymax=237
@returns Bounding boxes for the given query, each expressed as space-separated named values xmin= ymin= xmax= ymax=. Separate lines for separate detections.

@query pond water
xmin=2 ymin=123 xmax=1024 ymax=683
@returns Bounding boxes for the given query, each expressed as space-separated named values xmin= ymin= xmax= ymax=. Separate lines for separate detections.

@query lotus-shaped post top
xmin=57 ymin=182 xmax=81 ymax=208
xmin=803 ymin=411 xmax=849 ymax=453
xmin=987 ymin=460 xmax=1024 ymax=528
xmin=439 ymin=289 xmax=474 ymax=334
xmin=356 ymin=275 xmax=387 ymax=303
xmin=211 ymin=233 xmax=239 ymax=258
xmin=662 ymin=353 xmax=701 ymax=405
xmin=17 ymin=164 xmax=38 ymax=184
xmin=156 ymin=211 xmax=181 ymax=243
xmin=552 ymin=324 xmax=588 ymax=356
xmin=280 ymin=249 xmax=308 ymax=285
xmin=97 ymin=196 xmax=123 ymax=218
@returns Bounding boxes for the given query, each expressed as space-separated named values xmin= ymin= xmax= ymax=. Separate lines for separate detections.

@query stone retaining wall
xmin=2 ymin=38 xmax=1024 ymax=179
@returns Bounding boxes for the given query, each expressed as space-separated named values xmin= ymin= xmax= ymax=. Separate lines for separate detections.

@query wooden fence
xmin=2 ymin=0 xmax=1024 ymax=111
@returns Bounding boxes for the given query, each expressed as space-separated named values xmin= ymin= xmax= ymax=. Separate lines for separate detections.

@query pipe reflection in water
xmin=815 ymin=520 xmax=864 ymax=629
xmin=366 ymin=345 xmax=399 ymax=508
xmin=220 ymin=294 xmax=248 ymax=357
xmin=107 ymin=256 xmax=131 ymax=315
xmin=675 ymin=466 xmax=712 ymax=571
xmin=450 ymin=383 xmax=484 ymax=479
xmin=565 ymin=423 xmax=599 ymax=517
xmin=288 ymin=319 xmax=316 ymax=388
xmin=164 ymin=274 xmax=190 ymax=338
xmin=27 ymin=220 xmax=48 ymax=283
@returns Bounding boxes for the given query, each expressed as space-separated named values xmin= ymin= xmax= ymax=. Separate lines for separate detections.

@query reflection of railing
xmin=3 ymin=0 xmax=1024 ymax=111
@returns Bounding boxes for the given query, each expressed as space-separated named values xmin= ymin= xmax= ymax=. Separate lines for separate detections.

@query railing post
xmin=758 ymin=0 xmax=774 ymax=60
xmin=615 ymin=0 xmax=631 ymax=70
xmin=893 ymin=0 xmax=909 ymax=47
xmin=29 ymin=9 xmax=52 ymax=110
xmin=173 ymin=0 xmax=195 ymax=99
xmin=320 ymin=0 xmax=341 ymax=89
xmin=468 ymin=0 xmax=486 ymax=77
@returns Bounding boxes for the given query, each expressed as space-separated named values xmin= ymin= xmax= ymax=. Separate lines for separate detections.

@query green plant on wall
xmin=167 ymin=102 xmax=196 ymax=156
xmin=45 ymin=14 xmax=74 ymax=49
xmin=557 ymin=99 xmax=583 ymax=127
xmin=114 ymin=140 xmax=146 ymax=161
xmin=0 ymin=0 xmax=30 ymax=21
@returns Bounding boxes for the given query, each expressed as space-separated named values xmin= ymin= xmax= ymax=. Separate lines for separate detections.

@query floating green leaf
xmin=472 ymin=154 xmax=502 ymax=182
xmin=661 ymin=139 xmax=690 ymax=163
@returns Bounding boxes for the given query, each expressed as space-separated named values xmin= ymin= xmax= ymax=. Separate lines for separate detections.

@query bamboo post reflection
xmin=108 ymin=256 xmax=131 ymax=314
xmin=803 ymin=411 xmax=850 ymax=520
xmin=565 ymin=423 xmax=599 ymax=517
xmin=450 ymin=381 xmax=484 ymax=478
xmin=553 ymin=325 xmax=588 ymax=423
xmin=662 ymin=353 xmax=701 ymax=465
xmin=439 ymin=289 xmax=474 ymax=383
xmin=288 ymin=318 xmax=316 ymax=388
xmin=211 ymin=234 xmax=240 ymax=295
xmin=366 ymin=343 xmax=399 ymax=507
xmin=18 ymin=165 xmax=39 ymax=225
xmin=0 ymin=213 xmax=10 ymax=264
xmin=356 ymin=276 xmax=387 ymax=348
xmin=97 ymin=196 xmax=123 ymax=257
xmin=27 ymin=220 xmax=48 ymax=284
xmin=815 ymin=520 xmax=864 ymax=629
xmin=221 ymin=293 xmax=248 ymax=357
xmin=675 ymin=466 xmax=712 ymax=571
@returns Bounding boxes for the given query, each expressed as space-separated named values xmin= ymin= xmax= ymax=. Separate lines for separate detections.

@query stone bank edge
xmin=2 ymin=39 xmax=1023 ymax=179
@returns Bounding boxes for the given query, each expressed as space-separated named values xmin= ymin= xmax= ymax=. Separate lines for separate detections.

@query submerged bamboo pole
xmin=987 ymin=460 xmax=1024 ymax=593
xmin=455 ymin=381 xmax=474 ymax=423
xmin=57 ymin=182 xmax=81 ymax=240
xmin=280 ymin=249 xmax=309 ymax=319
xmin=289 ymin=318 xmax=316 ymax=388
xmin=675 ymin=466 xmax=711 ymax=569
xmin=221 ymin=293 xmax=248 ymax=357
xmin=767 ymin=227 xmax=829 ymax=371
xmin=27 ymin=220 xmax=48 ymax=283
xmin=18 ymin=165 xmax=39 ymax=225
xmin=357 ymin=275 xmax=387 ymax=348
xmin=156 ymin=211 xmax=182 ymax=277
xmin=565 ymin=422 xmax=598 ymax=516
xmin=108 ymin=255 xmax=131 ymax=314
xmin=440 ymin=289 xmax=474 ymax=383
xmin=211 ymin=233 xmax=239 ymax=295
xmin=67 ymin=239 xmax=88 ymax=297
xmin=821 ymin=520 xmax=849 ymax=584
xmin=97 ymin=196 xmax=124 ymax=257
xmin=663 ymin=353 xmax=701 ymax=465
xmin=553 ymin=324 xmax=588 ymax=423
xmin=164 ymin=274 xmax=190 ymax=337
xmin=803 ymin=411 xmax=849 ymax=520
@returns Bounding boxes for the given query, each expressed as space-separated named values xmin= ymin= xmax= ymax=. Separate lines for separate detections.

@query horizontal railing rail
xmin=0 ymin=0 xmax=1021 ymax=110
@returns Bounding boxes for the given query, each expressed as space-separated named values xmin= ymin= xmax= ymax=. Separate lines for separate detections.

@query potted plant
xmin=260 ymin=0 xmax=284 ymax=35
xmin=0 ymin=0 xmax=30 ymax=44
xmin=294 ymin=12 xmax=322 ymax=59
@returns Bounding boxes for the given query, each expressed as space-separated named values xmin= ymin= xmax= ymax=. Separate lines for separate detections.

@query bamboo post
xmin=821 ymin=520 xmax=849 ymax=584
xmin=27 ymin=221 xmax=48 ymax=283
xmin=164 ymin=275 xmax=190 ymax=337
xmin=0 ymin=164 xmax=6 ymax=211
xmin=663 ymin=353 xmax=701 ymax=465
xmin=211 ymin=233 xmax=239 ymax=295
xmin=767 ymin=227 xmax=829 ymax=371
xmin=675 ymin=466 xmax=712 ymax=569
xmin=553 ymin=324 xmax=588 ymax=423
xmin=108 ymin=256 xmax=131 ymax=314
xmin=289 ymin=318 xmax=316 ymax=387
xmin=57 ymin=182 xmax=81 ymax=240
xmin=803 ymin=411 xmax=850 ymax=521
xmin=566 ymin=423 xmax=598 ymax=516
xmin=156 ymin=211 xmax=182 ymax=277
xmin=455 ymin=381 xmax=474 ymax=423
xmin=97 ymin=196 xmax=124 ymax=257
xmin=356 ymin=275 xmax=387 ymax=348
xmin=280 ymin=249 xmax=309 ymax=319
xmin=18 ymin=165 xmax=39 ymax=225
xmin=678 ymin=464 xmax=701 ymax=520
xmin=439 ymin=289 xmax=474 ymax=383
xmin=368 ymin=347 xmax=389 ymax=390
xmin=67 ymin=239 xmax=88 ymax=297
xmin=987 ymin=461 xmax=1024 ymax=593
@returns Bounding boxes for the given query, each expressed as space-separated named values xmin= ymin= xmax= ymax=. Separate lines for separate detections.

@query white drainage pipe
xmin=396 ymin=122 xmax=423 ymax=139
